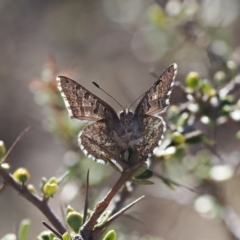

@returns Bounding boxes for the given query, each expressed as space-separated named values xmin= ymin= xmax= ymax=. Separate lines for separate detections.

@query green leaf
xmin=131 ymin=178 xmax=154 ymax=185
xmin=102 ymin=230 xmax=117 ymax=240
xmin=18 ymin=219 xmax=31 ymax=240
xmin=131 ymin=162 xmax=148 ymax=177
xmin=66 ymin=211 xmax=83 ymax=233
xmin=134 ymin=169 xmax=153 ymax=180
xmin=37 ymin=231 xmax=55 ymax=240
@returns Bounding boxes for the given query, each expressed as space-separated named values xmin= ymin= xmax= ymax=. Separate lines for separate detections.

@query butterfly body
xmin=57 ymin=63 xmax=177 ymax=164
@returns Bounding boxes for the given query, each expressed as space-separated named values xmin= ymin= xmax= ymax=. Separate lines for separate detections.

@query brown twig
xmin=80 ymin=162 xmax=143 ymax=239
xmin=83 ymin=170 xmax=90 ymax=224
xmin=93 ymin=195 xmax=145 ymax=237
xmin=111 ymin=182 xmax=136 ymax=215
xmin=3 ymin=126 xmax=31 ymax=163
xmin=0 ymin=167 xmax=66 ymax=234
xmin=42 ymin=221 xmax=62 ymax=239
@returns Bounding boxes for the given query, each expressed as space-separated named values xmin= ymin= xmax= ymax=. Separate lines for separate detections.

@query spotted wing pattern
xmin=135 ymin=115 xmax=166 ymax=158
xmin=57 ymin=63 xmax=177 ymax=164
xmin=78 ymin=119 xmax=121 ymax=164
xmin=57 ymin=76 xmax=118 ymax=121
xmin=134 ymin=64 xmax=177 ymax=116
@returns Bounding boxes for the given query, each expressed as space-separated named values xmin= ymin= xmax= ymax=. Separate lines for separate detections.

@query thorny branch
xmin=0 ymin=166 xmax=66 ymax=234
xmin=80 ymin=161 xmax=144 ymax=239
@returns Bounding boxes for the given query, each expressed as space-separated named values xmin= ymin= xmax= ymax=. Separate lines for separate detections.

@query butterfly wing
xmin=134 ymin=64 xmax=177 ymax=116
xmin=57 ymin=76 xmax=119 ymax=121
xmin=135 ymin=115 xmax=166 ymax=158
xmin=79 ymin=119 xmax=121 ymax=164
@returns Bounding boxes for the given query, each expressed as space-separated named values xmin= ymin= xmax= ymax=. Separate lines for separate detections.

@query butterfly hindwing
xmin=79 ymin=119 xmax=121 ymax=164
xmin=57 ymin=76 xmax=118 ymax=121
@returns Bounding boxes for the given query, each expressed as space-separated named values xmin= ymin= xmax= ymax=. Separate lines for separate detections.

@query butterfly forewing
xmin=57 ymin=76 xmax=118 ymax=121
xmin=134 ymin=64 xmax=177 ymax=116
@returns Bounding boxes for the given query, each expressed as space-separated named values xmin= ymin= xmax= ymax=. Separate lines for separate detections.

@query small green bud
xmin=48 ymin=177 xmax=58 ymax=184
xmin=0 ymin=140 xmax=6 ymax=159
xmin=13 ymin=168 xmax=30 ymax=184
xmin=62 ymin=232 xmax=72 ymax=240
xmin=200 ymin=80 xmax=216 ymax=97
xmin=147 ymin=4 xmax=166 ymax=26
xmin=171 ymin=132 xmax=186 ymax=145
xmin=37 ymin=231 xmax=55 ymax=240
xmin=185 ymin=72 xmax=200 ymax=90
xmin=66 ymin=211 xmax=83 ymax=233
xmin=43 ymin=182 xmax=58 ymax=197
xmin=66 ymin=205 xmax=75 ymax=214
xmin=103 ymin=230 xmax=117 ymax=240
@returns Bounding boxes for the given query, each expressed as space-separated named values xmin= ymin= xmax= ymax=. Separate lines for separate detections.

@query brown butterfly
xmin=57 ymin=64 xmax=177 ymax=164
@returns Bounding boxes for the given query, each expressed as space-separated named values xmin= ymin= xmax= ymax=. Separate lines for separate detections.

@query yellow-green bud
xmin=201 ymin=80 xmax=216 ymax=97
xmin=48 ymin=177 xmax=58 ymax=184
xmin=66 ymin=205 xmax=75 ymax=214
xmin=103 ymin=230 xmax=117 ymax=240
xmin=66 ymin=211 xmax=83 ymax=234
xmin=13 ymin=168 xmax=30 ymax=184
xmin=172 ymin=132 xmax=186 ymax=145
xmin=185 ymin=72 xmax=200 ymax=90
xmin=43 ymin=182 xmax=58 ymax=197
xmin=37 ymin=231 xmax=55 ymax=240
xmin=62 ymin=232 xmax=71 ymax=240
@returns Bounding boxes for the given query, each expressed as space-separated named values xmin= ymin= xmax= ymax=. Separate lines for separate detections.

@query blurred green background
xmin=1 ymin=0 xmax=240 ymax=239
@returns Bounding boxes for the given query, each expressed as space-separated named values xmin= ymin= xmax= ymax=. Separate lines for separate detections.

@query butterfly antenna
xmin=92 ymin=82 xmax=124 ymax=110
xmin=128 ymin=92 xmax=146 ymax=109
xmin=128 ymin=73 xmax=161 ymax=109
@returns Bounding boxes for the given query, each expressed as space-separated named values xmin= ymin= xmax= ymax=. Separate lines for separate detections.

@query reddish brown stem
xmin=0 ymin=167 xmax=66 ymax=234
xmin=80 ymin=165 xmax=140 ymax=239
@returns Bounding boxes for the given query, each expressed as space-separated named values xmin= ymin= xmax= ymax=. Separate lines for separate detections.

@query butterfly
xmin=57 ymin=63 xmax=177 ymax=164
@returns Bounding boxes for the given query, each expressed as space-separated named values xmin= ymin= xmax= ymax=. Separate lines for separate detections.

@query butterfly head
xmin=119 ymin=108 xmax=134 ymax=124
